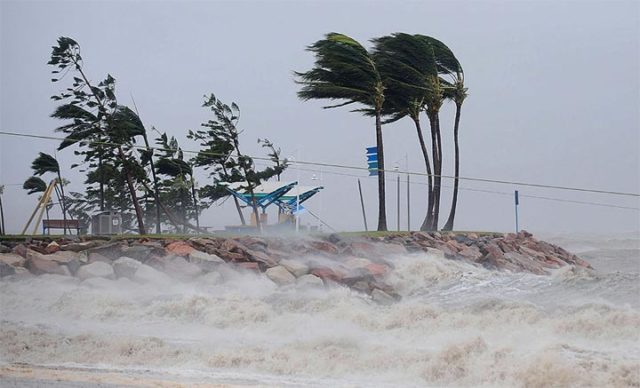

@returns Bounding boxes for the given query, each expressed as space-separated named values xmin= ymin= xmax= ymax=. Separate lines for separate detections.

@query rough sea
xmin=1 ymin=233 xmax=638 ymax=387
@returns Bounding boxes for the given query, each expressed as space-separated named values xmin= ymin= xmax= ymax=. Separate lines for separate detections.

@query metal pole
xmin=397 ymin=175 xmax=400 ymax=231
xmin=295 ymin=150 xmax=300 ymax=233
xmin=515 ymin=190 xmax=519 ymax=233
xmin=407 ymin=174 xmax=410 ymax=231
xmin=358 ymin=179 xmax=368 ymax=232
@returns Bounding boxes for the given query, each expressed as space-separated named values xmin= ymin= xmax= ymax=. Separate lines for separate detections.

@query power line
xmin=1 ymin=130 xmax=639 ymax=198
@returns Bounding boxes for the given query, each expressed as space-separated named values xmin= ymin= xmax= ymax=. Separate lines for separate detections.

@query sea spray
xmin=1 ymin=235 xmax=639 ymax=386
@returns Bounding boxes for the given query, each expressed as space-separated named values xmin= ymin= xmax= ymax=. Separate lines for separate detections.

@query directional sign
xmin=366 ymin=146 xmax=378 ymax=176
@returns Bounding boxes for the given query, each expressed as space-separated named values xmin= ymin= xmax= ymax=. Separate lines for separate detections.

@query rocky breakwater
xmin=0 ymin=231 xmax=591 ymax=303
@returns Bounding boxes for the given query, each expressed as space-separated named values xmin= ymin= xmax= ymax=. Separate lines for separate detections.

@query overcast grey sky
xmin=1 ymin=0 xmax=638 ymax=235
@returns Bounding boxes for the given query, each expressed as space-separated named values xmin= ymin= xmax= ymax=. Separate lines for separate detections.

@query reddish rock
xmin=13 ymin=244 xmax=28 ymax=258
xmin=245 ymin=248 xmax=278 ymax=267
xmin=457 ymin=246 xmax=483 ymax=261
xmin=309 ymin=240 xmax=339 ymax=255
xmin=346 ymin=241 xmax=378 ymax=257
xmin=366 ymin=263 xmax=389 ymax=277
xmin=45 ymin=241 xmax=60 ymax=254
xmin=237 ymin=262 xmax=259 ymax=271
xmin=165 ymin=241 xmax=194 ymax=256
xmin=221 ymin=239 xmax=245 ymax=253
xmin=216 ymin=250 xmax=247 ymax=262
xmin=311 ymin=267 xmax=344 ymax=282
xmin=240 ymin=236 xmax=268 ymax=251
xmin=0 ymin=253 xmax=26 ymax=267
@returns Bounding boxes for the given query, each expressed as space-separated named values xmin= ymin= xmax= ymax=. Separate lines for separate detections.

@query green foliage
xmin=31 ymin=153 xmax=60 ymax=176
xmin=23 ymin=176 xmax=47 ymax=195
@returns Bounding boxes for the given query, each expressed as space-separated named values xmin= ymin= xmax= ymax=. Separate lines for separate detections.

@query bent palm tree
xmin=296 ymin=33 xmax=388 ymax=231
xmin=31 ymin=153 xmax=70 ymax=234
xmin=373 ymin=33 xmax=438 ymax=231
xmin=442 ymin=70 xmax=468 ymax=231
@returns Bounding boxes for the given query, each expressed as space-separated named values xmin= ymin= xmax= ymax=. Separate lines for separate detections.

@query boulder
xmin=26 ymin=256 xmax=68 ymax=275
xmin=310 ymin=267 xmax=344 ymax=283
xmin=88 ymin=252 xmax=112 ymax=264
xmin=296 ymin=274 xmax=324 ymax=288
xmin=366 ymin=263 xmax=390 ymax=277
xmin=189 ymin=250 xmax=225 ymax=271
xmin=123 ymin=245 xmax=153 ymax=261
xmin=309 ymin=240 xmax=339 ymax=255
xmin=47 ymin=250 xmax=80 ymax=264
xmin=76 ymin=261 xmax=114 ymax=280
xmin=245 ymin=248 xmax=278 ymax=267
xmin=165 ymin=241 xmax=194 ymax=256
xmin=133 ymin=263 xmax=171 ymax=284
xmin=113 ymin=256 xmax=142 ymax=279
xmin=0 ymin=253 xmax=26 ymax=267
xmin=237 ymin=262 xmax=260 ymax=271
xmin=0 ymin=244 xmax=11 ymax=254
xmin=45 ymin=241 xmax=60 ymax=254
xmin=165 ymin=256 xmax=202 ymax=279
xmin=13 ymin=244 xmax=28 ymax=257
xmin=0 ymin=262 xmax=16 ymax=277
xmin=81 ymin=277 xmax=114 ymax=289
xmin=61 ymin=241 xmax=101 ymax=252
xmin=344 ymin=257 xmax=373 ymax=270
xmin=265 ymin=265 xmax=296 ymax=285
xmin=279 ymin=259 xmax=309 ymax=277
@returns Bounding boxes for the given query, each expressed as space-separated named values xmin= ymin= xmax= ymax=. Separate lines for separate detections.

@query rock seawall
xmin=0 ymin=231 xmax=591 ymax=303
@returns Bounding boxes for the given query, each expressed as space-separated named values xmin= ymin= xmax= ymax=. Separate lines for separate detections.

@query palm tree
xmin=373 ymin=33 xmax=438 ymax=231
xmin=296 ymin=33 xmax=388 ymax=231
xmin=30 ymin=153 xmax=70 ymax=234
xmin=442 ymin=68 xmax=468 ymax=231
xmin=23 ymin=176 xmax=53 ymax=232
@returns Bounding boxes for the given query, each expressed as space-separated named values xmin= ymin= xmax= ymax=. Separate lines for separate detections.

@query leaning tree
xmin=296 ymin=33 xmax=388 ymax=231
xmin=48 ymin=37 xmax=147 ymax=234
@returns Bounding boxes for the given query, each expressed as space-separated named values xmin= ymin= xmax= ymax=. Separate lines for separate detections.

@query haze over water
xmin=1 ymin=233 xmax=638 ymax=387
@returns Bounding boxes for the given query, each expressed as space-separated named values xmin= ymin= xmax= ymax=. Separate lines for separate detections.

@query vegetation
xmin=297 ymin=32 xmax=466 ymax=231
xmin=14 ymin=33 xmax=467 ymax=236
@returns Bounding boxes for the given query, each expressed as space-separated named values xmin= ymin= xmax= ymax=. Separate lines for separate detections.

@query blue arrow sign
xmin=366 ymin=146 xmax=377 ymax=154
xmin=367 ymin=154 xmax=378 ymax=162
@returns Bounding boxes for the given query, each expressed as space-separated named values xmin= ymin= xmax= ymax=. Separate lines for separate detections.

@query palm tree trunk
xmin=375 ymin=111 xmax=388 ymax=231
xmin=443 ymin=102 xmax=463 ymax=231
xmin=432 ymin=114 xmax=443 ymax=230
xmin=413 ymin=116 xmax=434 ymax=231
xmin=74 ymin=63 xmax=146 ymax=235
xmin=0 ymin=192 xmax=4 ymax=235
xmin=142 ymin=133 xmax=162 ymax=234
xmin=118 ymin=147 xmax=146 ymax=235
xmin=425 ymin=111 xmax=439 ymax=230
xmin=56 ymin=171 xmax=69 ymax=235
xmin=98 ymin=155 xmax=105 ymax=212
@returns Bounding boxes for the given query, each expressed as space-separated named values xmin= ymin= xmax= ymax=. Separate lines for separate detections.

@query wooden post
xmin=407 ymin=174 xmax=410 ymax=231
xmin=358 ymin=179 xmax=368 ymax=232
xmin=397 ymin=175 xmax=400 ymax=231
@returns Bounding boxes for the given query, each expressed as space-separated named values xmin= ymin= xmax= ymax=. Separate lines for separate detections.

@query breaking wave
xmin=1 ymin=234 xmax=639 ymax=387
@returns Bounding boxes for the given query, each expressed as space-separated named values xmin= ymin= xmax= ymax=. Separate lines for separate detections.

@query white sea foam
xmin=1 ymin=235 xmax=639 ymax=386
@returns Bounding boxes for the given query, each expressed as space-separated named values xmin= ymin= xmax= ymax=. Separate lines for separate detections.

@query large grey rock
xmin=344 ymin=257 xmax=372 ymax=270
xmin=47 ymin=250 xmax=79 ymax=264
xmin=0 ymin=253 xmax=26 ymax=267
xmin=296 ymin=274 xmax=324 ymax=289
xmin=279 ymin=259 xmax=309 ymax=277
xmin=133 ymin=263 xmax=171 ymax=285
xmin=189 ymin=249 xmax=225 ymax=271
xmin=165 ymin=256 xmax=202 ymax=279
xmin=76 ymin=261 xmax=114 ymax=280
xmin=26 ymin=256 xmax=68 ymax=276
xmin=113 ymin=256 xmax=141 ymax=279
xmin=88 ymin=252 xmax=112 ymax=264
xmin=0 ymin=244 xmax=11 ymax=254
xmin=265 ymin=265 xmax=296 ymax=285
xmin=426 ymin=248 xmax=445 ymax=259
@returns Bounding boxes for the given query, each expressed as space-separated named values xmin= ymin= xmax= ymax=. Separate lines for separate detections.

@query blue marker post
xmin=366 ymin=147 xmax=378 ymax=176
xmin=514 ymin=190 xmax=519 ymax=233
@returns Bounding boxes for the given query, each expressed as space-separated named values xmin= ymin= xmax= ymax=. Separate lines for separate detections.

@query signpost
xmin=366 ymin=146 xmax=378 ymax=176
